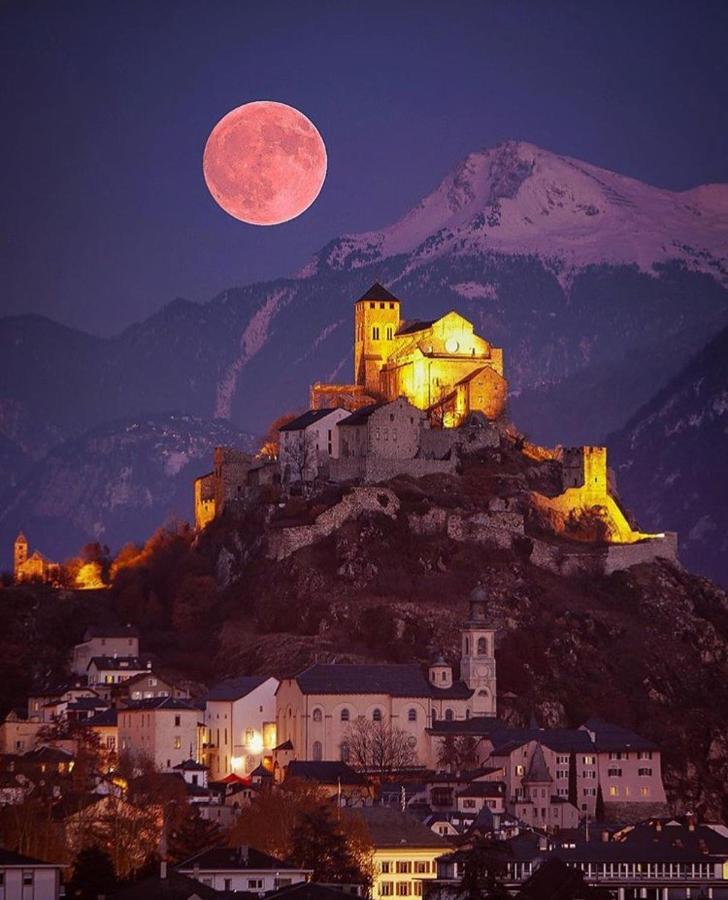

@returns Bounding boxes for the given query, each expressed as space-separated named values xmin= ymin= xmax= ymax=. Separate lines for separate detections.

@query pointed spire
xmin=523 ymin=743 xmax=553 ymax=784
xmin=355 ymin=282 xmax=399 ymax=303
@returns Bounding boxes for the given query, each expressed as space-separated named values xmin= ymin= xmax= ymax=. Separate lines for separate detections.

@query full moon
xmin=203 ymin=101 xmax=327 ymax=226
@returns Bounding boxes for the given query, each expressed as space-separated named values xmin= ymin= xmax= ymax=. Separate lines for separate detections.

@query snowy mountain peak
xmin=307 ymin=141 xmax=728 ymax=282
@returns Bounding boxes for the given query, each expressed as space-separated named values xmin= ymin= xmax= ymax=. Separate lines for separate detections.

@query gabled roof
xmin=286 ymin=761 xmax=367 ymax=786
xmin=335 ymin=402 xmax=382 ymax=427
xmin=456 ymin=781 xmax=505 ymax=798
xmin=172 ymin=758 xmax=207 ymax=772
xmin=268 ymin=883 xmax=358 ymax=900
xmin=294 ymin=663 xmax=472 ymax=699
xmin=356 ymin=282 xmax=399 ymax=303
xmin=206 ymin=675 xmax=269 ymax=702
xmin=110 ymin=869 xmax=221 ymax=900
xmin=0 ymin=849 xmax=61 ymax=868
xmin=396 ymin=319 xmax=436 ymax=336
xmin=176 ymin=845 xmax=303 ymax=872
xmin=279 ymin=408 xmax=347 ymax=432
xmin=344 ymin=807 xmax=452 ymax=849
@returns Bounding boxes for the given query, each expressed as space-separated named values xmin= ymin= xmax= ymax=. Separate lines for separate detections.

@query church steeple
xmin=460 ymin=584 xmax=497 ymax=716
xmin=14 ymin=532 xmax=28 ymax=578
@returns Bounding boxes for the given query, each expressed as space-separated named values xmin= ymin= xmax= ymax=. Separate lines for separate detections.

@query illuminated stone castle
xmin=311 ymin=283 xmax=507 ymax=425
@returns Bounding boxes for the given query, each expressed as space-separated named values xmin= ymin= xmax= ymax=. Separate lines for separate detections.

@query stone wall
xmin=329 ymin=456 xmax=456 ymax=484
xmin=528 ymin=532 xmax=680 ymax=577
xmin=408 ymin=501 xmax=525 ymax=551
xmin=267 ymin=487 xmax=400 ymax=560
xmin=368 ymin=397 xmax=424 ymax=459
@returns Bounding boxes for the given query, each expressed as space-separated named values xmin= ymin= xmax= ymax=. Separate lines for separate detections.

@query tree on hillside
xmin=67 ymin=846 xmax=117 ymax=900
xmin=346 ymin=717 xmax=416 ymax=776
xmin=290 ymin=808 xmax=372 ymax=887
xmin=259 ymin=411 xmax=301 ymax=459
xmin=437 ymin=735 xmax=480 ymax=772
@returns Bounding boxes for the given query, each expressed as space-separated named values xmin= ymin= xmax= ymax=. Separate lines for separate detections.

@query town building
xmin=71 ymin=625 xmax=140 ymax=676
xmin=311 ymin=283 xmax=507 ymax=427
xmin=86 ymin=708 xmax=118 ymax=767
xmin=278 ymin=408 xmax=351 ymax=484
xmin=344 ymin=808 xmax=452 ymax=900
xmin=116 ymin=670 xmax=189 ymax=702
xmin=275 ymin=590 xmax=497 ymax=767
xmin=118 ymin=697 xmax=202 ymax=771
xmin=203 ymin=675 xmax=278 ymax=780
xmin=0 ymin=711 xmax=43 ymax=755
xmin=86 ymin=655 xmax=155 ymax=696
xmin=0 ymin=849 xmax=62 ymax=900
xmin=13 ymin=532 xmax=60 ymax=585
xmin=176 ymin=846 xmax=311 ymax=893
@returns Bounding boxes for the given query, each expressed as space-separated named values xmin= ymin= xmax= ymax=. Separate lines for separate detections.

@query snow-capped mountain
xmin=308 ymin=141 xmax=728 ymax=284
xmin=1 ymin=141 xmax=727 ymax=563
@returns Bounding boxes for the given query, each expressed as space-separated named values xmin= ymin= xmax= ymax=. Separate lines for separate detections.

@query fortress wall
xmin=364 ymin=457 xmax=456 ymax=482
xmin=603 ymin=533 xmax=679 ymax=575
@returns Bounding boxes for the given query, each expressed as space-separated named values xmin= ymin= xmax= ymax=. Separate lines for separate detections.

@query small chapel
xmin=13 ymin=532 xmax=60 ymax=585
xmin=311 ymin=283 xmax=507 ymax=425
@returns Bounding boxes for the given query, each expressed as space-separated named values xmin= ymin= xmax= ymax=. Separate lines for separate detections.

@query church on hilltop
xmin=311 ymin=282 xmax=507 ymax=426
xmin=13 ymin=532 xmax=60 ymax=585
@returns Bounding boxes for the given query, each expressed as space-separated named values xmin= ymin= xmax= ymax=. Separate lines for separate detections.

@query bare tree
xmin=345 ymin=716 xmax=417 ymax=775
xmin=281 ymin=428 xmax=320 ymax=487
xmin=436 ymin=734 xmax=480 ymax=771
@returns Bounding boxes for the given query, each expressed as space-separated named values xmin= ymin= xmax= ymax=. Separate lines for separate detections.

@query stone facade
xmin=13 ymin=532 xmax=60 ymax=585
xmin=193 ymin=447 xmax=253 ymax=530
xmin=279 ymin=408 xmax=350 ymax=484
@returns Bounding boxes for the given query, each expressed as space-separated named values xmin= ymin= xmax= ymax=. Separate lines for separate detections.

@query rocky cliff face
xmin=610 ymin=325 xmax=728 ymax=586
xmin=192 ymin=462 xmax=728 ymax=822
xmin=0 ymin=413 xmax=255 ymax=567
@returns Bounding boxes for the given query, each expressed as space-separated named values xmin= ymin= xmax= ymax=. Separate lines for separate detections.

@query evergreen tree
xmin=67 ymin=846 xmax=117 ymax=900
xmin=459 ymin=837 xmax=512 ymax=900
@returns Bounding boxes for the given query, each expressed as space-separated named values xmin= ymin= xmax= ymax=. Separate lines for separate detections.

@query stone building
xmin=275 ymin=590 xmax=498 ymax=767
xmin=13 ymin=532 xmax=60 ymax=585
xmin=312 ymin=283 xmax=507 ymax=426
xmin=278 ymin=407 xmax=351 ymax=484
xmin=194 ymin=447 xmax=253 ymax=529
xmin=117 ymin=697 xmax=201 ymax=771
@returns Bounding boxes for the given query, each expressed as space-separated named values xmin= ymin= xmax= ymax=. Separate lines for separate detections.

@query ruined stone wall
xmin=528 ymin=533 xmax=679 ymax=577
xmin=194 ymin=473 xmax=216 ymax=531
xmin=329 ymin=456 xmax=455 ymax=484
xmin=214 ymin=447 xmax=253 ymax=510
xmin=267 ymin=487 xmax=400 ymax=560
xmin=603 ymin=532 xmax=679 ymax=574
xmin=407 ymin=500 xmax=525 ymax=551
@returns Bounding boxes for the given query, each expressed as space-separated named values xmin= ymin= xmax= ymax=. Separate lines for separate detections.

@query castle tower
xmin=14 ymin=532 xmax=28 ymax=577
xmin=353 ymin=282 xmax=401 ymax=394
xmin=460 ymin=584 xmax=497 ymax=716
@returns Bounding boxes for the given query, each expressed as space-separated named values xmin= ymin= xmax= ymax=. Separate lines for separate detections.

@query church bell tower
xmin=353 ymin=282 xmax=401 ymax=394
xmin=460 ymin=584 xmax=497 ymax=716
xmin=14 ymin=532 xmax=28 ymax=578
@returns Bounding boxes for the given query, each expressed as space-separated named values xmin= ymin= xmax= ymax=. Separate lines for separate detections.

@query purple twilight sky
xmin=2 ymin=0 xmax=727 ymax=334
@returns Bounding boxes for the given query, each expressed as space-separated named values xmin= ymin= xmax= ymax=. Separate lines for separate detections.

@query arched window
xmin=312 ymin=741 xmax=322 ymax=761
xmin=372 ymin=708 xmax=382 ymax=722
xmin=312 ymin=708 xmax=323 ymax=723
xmin=408 ymin=708 xmax=417 ymax=722
xmin=340 ymin=741 xmax=350 ymax=763
xmin=477 ymin=637 xmax=488 ymax=656
xmin=445 ymin=708 xmax=454 ymax=722
xmin=340 ymin=708 xmax=350 ymax=723
xmin=478 ymin=689 xmax=489 ymax=697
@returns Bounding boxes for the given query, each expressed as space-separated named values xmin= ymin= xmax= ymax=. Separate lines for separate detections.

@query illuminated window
xmin=174 ymin=737 xmax=181 ymax=750
xmin=582 ymin=755 xmax=595 ymax=765
xmin=515 ymin=765 xmax=525 ymax=776
xmin=638 ymin=751 xmax=653 ymax=760
xmin=609 ymin=786 xmax=618 ymax=797
xmin=640 ymin=786 xmax=650 ymax=797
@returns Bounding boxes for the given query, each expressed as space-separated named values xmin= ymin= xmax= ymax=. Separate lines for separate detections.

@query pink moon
xmin=203 ymin=101 xmax=327 ymax=226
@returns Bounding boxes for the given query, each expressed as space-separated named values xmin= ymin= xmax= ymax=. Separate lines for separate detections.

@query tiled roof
xmin=87 ymin=655 xmax=153 ymax=671
xmin=110 ymin=870 xmax=221 ymax=900
xmin=490 ymin=727 xmax=595 ymax=755
xmin=456 ymin=782 xmax=505 ymax=798
xmin=295 ymin=664 xmax=472 ymax=699
xmin=83 ymin=624 xmax=139 ymax=640
xmin=122 ymin=697 xmax=197 ymax=712
xmin=336 ymin=403 xmax=382 ymax=427
xmin=268 ymin=883 xmax=358 ymax=900
xmin=581 ymin=718 xmax=659 ymax=752
xmin=206 ymin=675 xmax=269 ymax=702
xmin=86 ymin=709 xmax=118 ymax=727
xmin=427 ymin=716 xmax=502 ymax=736
xmin=66 ymin=697 xmax=110 ymax=710
xmin=172 ymin=758 xmax=207 ymax=771
xmin=344 ymin=807 xmax=452 ymax=849
xmin=286 ymin=761 xmax=367 ymax=786
xmin=0 ymin=849 xmax=60 ymax=868
xmin=177 ymin=845 xmax=303 ymax=872
xmin=279 ymin=409 xmax=346 ymax=432
xmin=356 ymin=282 xmax=399 ymax=303
xmin=396 ymin=319 xmax=436 ymax=336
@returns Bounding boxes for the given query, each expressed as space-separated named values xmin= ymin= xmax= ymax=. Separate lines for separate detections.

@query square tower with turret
xmin=353 ymin=283 xmax=401 ymax=395
xmin=460 ymin=585 xmax=497 ymax=716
